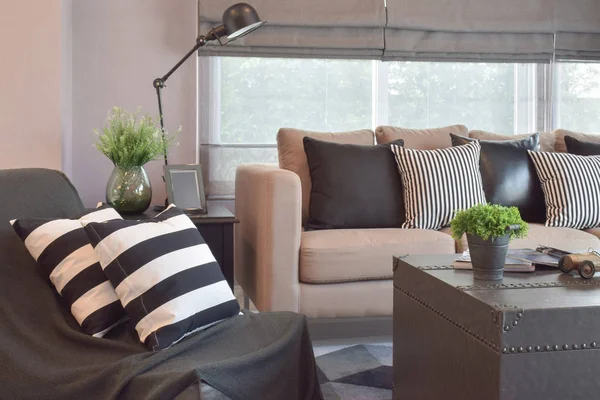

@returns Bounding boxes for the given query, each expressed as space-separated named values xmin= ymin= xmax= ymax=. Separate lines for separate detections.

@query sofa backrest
xmin=277 ymin=128 xmax=374 ymax=225
xmin=375 ymin=125 xmax=468 ymax=148
xmin=0 ymin=168 xmax=84 ymax=225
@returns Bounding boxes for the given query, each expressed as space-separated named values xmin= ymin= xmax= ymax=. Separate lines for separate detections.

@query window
xmin=213 ymin=58 xmax=538 ymax=144
xmin=385 ymin=62 xmax=536 ymax=133
xmin=555 ymin=62 xmax=600 ymax=132
xmin=219 ymin=58 xmax=373 ymax=144
xmin=200 ymin=58 xmax=598 ymax=197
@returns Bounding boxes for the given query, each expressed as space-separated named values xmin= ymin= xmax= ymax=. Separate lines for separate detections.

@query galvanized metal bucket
xmin=467 ymin=233 xmax=510 ymax=281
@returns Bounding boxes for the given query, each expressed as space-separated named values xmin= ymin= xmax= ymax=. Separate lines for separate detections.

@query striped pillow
xmin=391 ymin=141 xmax=486 ymax=230
xmin=82 ymin=205 xmax=240 ymax=351
xmin=10 ymin=205 xmax=126 ymax=337
xmin=528 ymin=151 xmax=600 ymax=229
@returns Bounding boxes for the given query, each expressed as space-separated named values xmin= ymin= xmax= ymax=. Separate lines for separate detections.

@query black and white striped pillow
xmin=82 ymin=205 xmax=240 ymax=351
xmin=528 ymin=151 xmax=600 ymax=229
xmin=10 ymin=205 xmax=126 ymax=337
xmin=391 ymin=141 xmax=486 ymax=230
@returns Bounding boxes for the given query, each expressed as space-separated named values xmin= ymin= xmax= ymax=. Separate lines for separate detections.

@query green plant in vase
xmin=94 ymin=107 xmax=177 ymax=214
xmin=451 ymin=204 xmax=528 ymax=280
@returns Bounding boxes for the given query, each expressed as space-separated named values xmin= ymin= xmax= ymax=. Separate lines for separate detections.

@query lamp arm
xmin=154 ymin=36 xmax=207 ymax=88
xmin=153 ymin=36 xmax=208 ymax=166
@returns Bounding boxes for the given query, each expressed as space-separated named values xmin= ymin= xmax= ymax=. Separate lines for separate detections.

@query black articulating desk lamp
xmin=152 ymin=3 xmax=266 ymax=210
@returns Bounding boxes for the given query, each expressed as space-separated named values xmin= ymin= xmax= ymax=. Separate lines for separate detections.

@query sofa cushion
xmin=451 ymin=133 xmax=546 ymax=223
xmin=469 ymin=130 xmax=555 ymax=152
xmin=277 ymin=128 xmax=374 ymax=224
xmin=528 ymin=151 xmax=600 ymax=229
xmin=299 ymin=229 xmax=456 ymax=284
xmin=391 ymin=141 xmax=486 ymax=230
xmin=565 ymin=135 xmax=600 ymax=156
xmin=554 ymin=129 xmax=600 ymax=153
xmin=303 ymin=137 xmax=405 ymax=230
xmin=440 ymin=224 xmax=600 ymax=253
xmin=585 ymin=228 xmax=600 ymax=239
xmin=299 ymin=280 xmax=393 ymax=318
xmin=375 ymin=124 xmax=468 ymax=149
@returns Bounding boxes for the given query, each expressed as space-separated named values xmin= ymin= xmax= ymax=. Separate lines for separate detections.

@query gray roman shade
xmin=383 ymin=0 xmax=556 ymax=62
xmin=554 ymin=1 xmax=600 ymax=60
xmin=198 ymin=1 xmax=600 ymax=62
xmin=198 ymin=0 xmax=386 ymax=59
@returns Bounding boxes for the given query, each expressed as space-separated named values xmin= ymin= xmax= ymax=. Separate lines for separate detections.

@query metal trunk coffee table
xmin=393 ymin=254 xmax=600 ymax=400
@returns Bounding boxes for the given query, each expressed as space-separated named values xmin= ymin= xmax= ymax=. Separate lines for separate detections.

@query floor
xmin=234 ymin=285 xmax=394 ymax=399
xmin=314 ymin=338 xmax=393 ymax=400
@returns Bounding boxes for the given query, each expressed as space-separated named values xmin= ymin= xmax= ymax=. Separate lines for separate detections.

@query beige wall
xmin=0 ymin=1 xmax=198 ymax=206
xmin=0 ymin=1 xmax=63 ymax=170
xmin=71 ymin=0 xmax=198 ymax=206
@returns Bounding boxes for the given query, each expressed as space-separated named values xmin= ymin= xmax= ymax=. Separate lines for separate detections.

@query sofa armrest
xmin=235 ymin=164 xmax=302 ymax=312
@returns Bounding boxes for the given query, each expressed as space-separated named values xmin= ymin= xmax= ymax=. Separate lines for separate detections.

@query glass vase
xmin=106 ymin=165 xmax=152 ymax=215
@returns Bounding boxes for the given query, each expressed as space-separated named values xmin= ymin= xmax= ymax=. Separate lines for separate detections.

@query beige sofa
xmin=234 ymin=126 xmax=600 ymax=319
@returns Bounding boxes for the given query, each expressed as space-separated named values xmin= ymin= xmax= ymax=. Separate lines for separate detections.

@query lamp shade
xmin=222 ymin=3 xmax=266 ymax=40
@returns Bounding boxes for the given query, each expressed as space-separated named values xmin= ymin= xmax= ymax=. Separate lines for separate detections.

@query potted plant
xmin=94 ymin=107 xmax=176 ymax=214
xmin=450 ymin=204 xmax=528 ymax=280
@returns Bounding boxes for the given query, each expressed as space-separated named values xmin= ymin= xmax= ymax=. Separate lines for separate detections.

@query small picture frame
xmin=164 ymin=164 xmax=207 ymax=214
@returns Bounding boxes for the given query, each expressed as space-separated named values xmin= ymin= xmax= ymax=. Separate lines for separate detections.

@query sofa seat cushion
xmin=300 ymin=229 xmax=455 ymax=284
xmin=440 ymin=224 xmax=600 ymax=253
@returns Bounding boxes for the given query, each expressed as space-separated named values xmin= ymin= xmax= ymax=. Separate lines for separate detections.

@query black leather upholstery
xmin=565 ymin=135 xmax=600 ymax=156
xmin=303 ymin=136 xmax=405 ymax=229
xmin=394 ymin=254 xmax=600 ymax=400
xmin=451 ymin=133 xmax=546 ymax=223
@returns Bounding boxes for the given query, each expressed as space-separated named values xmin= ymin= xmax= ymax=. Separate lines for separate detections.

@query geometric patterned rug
xmin=315 ymin=344 xmax=393 ymax=400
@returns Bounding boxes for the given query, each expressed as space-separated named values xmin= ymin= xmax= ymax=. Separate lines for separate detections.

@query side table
xmin=122 ymin=205 xmax=238 ymax=290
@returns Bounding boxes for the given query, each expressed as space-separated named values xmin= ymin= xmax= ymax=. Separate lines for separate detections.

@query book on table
xmin=453 ymin=249 xmax=534 ymax=272
xmin=509 ymin=246 xmax=572 ymax=267
xmin=454 ymin=246 xmax=574 ymax=271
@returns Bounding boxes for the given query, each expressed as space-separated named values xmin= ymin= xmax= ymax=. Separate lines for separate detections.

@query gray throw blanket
xmin=0 ymin=230 xmax=322 ymax=400
xmin=0 ymin=169 xmax=322 ymax=400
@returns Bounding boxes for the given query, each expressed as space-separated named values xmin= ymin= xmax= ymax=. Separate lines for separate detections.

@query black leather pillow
xmin=303 ymin=137 xmax=405 ymax=229
xmin=451 ymin=133 xmax=546 ymax=223
xmin=565 ymin=135 xmax=600 ymax=156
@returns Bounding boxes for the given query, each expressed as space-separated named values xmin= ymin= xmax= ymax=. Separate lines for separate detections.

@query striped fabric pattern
xmin=391 ymin=141 xmax=486 ymax=230
xmin=82 ymin=205 xmax=240 ymax=351
xmin=528 ymin=151 xmax=600 ymax=229
xmin=10 ymin=205 xmax=125 ymax=337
